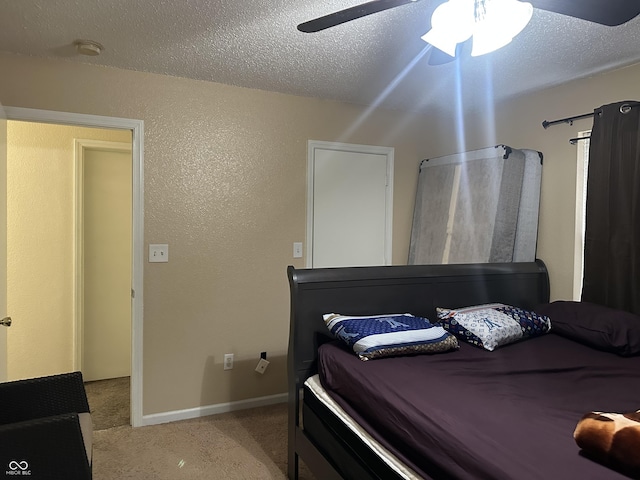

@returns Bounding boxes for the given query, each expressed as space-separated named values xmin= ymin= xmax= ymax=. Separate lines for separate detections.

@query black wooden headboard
xmin=286 ymin=260 xmax=549 ymax=479
xmin=288 ymin=260 xmax=549 ymax=384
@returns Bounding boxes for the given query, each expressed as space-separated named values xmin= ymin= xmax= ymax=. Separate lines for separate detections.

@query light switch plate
xmin=149 ymin=244 xmax=169 ymax=263
xmin=293 ymin=242 xmax=303 ymax=258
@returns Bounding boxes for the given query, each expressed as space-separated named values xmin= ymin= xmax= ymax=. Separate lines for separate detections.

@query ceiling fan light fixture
xmin=420 ymin=30 xmax=459 ymax=57
xmin=471 ymin=0 xmax=533 ymax=56
xmin=421 ymin=0 xmax=533 ymax=58
xmin=421 ymin=0 xmax=474 ymax=57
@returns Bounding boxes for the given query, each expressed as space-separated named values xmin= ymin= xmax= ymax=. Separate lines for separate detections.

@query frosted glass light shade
xmin=421 ymin=0 xmax=533 ymax=58
xmin=471 ymin=0 xmax=533 ymax=56
xmin=421 ymin=0 xmax=474 ymax=57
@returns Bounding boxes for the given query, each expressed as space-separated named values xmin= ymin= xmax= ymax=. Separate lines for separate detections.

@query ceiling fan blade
xmin=297 ymin=0 xmax=423 ymax=33
xmin=530 ymin=0 xmax=640 ymax=26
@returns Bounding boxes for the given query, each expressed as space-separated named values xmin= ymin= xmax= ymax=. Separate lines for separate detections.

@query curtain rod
xmin=543 ymin=101 xmax=640 ymax=130
xmin=542 ymin=112 xmax=594 ymax=129
xmin=569 ymin=136 xmax=591 ymax=145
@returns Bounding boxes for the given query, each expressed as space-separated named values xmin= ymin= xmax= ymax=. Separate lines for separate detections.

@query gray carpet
xmin=84 ymin=376 xmax=130 ymax=430
xmin=84 ymin=379 xmax=314 ymax=479
xmin=93 ymin=403 xmax=314 ymax=479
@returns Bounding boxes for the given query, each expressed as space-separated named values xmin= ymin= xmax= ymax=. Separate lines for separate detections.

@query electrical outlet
xmin=223 ymin=353 xmax=234 ymax=370
xmin=255 ymin=358 xmax=269 ymax=374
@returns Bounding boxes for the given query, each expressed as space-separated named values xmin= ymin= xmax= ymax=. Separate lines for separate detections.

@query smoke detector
xmin=74 ymin=40 xmax=103 ymax=56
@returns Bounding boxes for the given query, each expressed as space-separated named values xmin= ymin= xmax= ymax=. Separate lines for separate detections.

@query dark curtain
xmin=581 ymin=101 xmax=640 ymax=314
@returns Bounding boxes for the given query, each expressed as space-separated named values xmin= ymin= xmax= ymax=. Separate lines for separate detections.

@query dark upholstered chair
xmin=0 ymin=371 xmax=92 ymax=479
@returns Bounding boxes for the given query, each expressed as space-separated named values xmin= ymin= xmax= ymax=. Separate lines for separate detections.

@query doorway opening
xmin=75 ymin=139 xmax=132 ymax=383
xmin=4 ymin=107 xmax=144 ymax=427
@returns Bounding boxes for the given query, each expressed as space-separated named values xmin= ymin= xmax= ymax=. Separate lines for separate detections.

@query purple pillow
xmin=534 ymin=301 xmax=640 ymax=356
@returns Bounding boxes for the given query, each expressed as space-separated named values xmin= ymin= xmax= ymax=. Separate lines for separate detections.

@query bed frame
xmin=287 ymin=260 xmax=550 ymax=480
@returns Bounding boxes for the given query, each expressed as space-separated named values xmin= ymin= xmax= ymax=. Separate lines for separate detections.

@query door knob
xmin=0 ymin=317 xmax=11 ymax=327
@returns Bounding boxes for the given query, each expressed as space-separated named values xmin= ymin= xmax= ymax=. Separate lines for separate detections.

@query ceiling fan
xmin=298 ymin=0 xmax=640 ymax=64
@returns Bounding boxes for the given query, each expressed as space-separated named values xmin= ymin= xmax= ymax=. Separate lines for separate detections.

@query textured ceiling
xmin=1 ymin=0 xmax=640 ymax=114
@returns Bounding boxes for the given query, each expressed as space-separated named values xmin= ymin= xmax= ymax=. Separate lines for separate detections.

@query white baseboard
xmin=139 ymin=392 xmax=287 ymax=427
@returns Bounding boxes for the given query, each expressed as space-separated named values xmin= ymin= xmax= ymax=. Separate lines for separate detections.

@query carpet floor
xmin=93 ymin=404 xmax=315 ymax=480
xmin=84 ymin=376 xmax=130 ymax=430
xmin=85 ymin=378 xmax=314 ymax=479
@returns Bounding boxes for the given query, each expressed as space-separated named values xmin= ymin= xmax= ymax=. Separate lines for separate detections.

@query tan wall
xmin=6 ymin=121 xmax=130 ymax=380
xmin=0 ymin=53 xmax=433 ymax=415
xmin=421 ymin=63 xmax=640 ymax=300
xmin=1 ymin=51 xmax=637 ymax=415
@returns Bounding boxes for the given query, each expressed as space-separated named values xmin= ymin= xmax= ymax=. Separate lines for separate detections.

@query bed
xmin=286 ymin=260 xmax=640 ymax=480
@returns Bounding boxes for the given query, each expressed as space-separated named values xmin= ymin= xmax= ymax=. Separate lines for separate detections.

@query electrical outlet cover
xmin=149 ymin=244 xmax=169 ymax=263
xmin=255 ymin=358 xmax=269 ymax=374
xmin=223 ymin=353 xmax=234 ymax=370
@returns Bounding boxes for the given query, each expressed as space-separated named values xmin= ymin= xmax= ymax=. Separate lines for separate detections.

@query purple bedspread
xmin=318 ymin=334 xmax=640 ymax=479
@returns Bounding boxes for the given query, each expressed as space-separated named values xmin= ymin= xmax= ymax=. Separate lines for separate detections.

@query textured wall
xmin=2 ymin=50 xmax=638 ymax=416
xmin=0 ymin=52 xmax=430 ymax=415
xmin=6 ymin=122 xmax=130 ymax=380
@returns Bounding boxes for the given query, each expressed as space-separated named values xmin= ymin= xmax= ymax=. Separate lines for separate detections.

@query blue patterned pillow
xmin=437 ymin=303 xmax=551 ymax=351
xmin=323 ymin=313 xmax=459 ymax=361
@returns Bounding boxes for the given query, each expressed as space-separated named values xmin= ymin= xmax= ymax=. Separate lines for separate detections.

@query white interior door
xmin=308 ymin=141 xmax=393 ymax=268
xmin=81 ymin=144 xmax=132 ymax=381
xmin=0 ymin=101 xmax=7 ymax=382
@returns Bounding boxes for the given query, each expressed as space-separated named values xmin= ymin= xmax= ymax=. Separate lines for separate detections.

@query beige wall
xmin=424 ymin=63 xmax=640 ymax=300
xmin=0 ymin=53 xmax=433 ymax=415
xmin=0 ymin=51 xmax=637 ymax=415
xmin=6 ymin=121 xmax=130 ymax=380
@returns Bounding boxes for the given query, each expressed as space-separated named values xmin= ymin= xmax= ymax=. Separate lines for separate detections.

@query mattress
xmin=318 ymin=334 xmax=640 ymax=480
xmin=304 ymin=374 xmax=421 ymax=480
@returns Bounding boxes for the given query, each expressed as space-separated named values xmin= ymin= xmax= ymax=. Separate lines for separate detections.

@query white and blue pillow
xmin=324 ymin=313 xmax=459 ymax=361
xmin=437 ymin=303 xmax=551 ymax=351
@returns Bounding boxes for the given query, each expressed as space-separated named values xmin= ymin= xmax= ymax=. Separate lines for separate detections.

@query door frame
xmin=74 ymin=139 xmax=133 ymax=379
xmin=306 ymin=140 xmax=394 ymax=267
xmin=4 ymin=107 xmax=144 ymax=427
